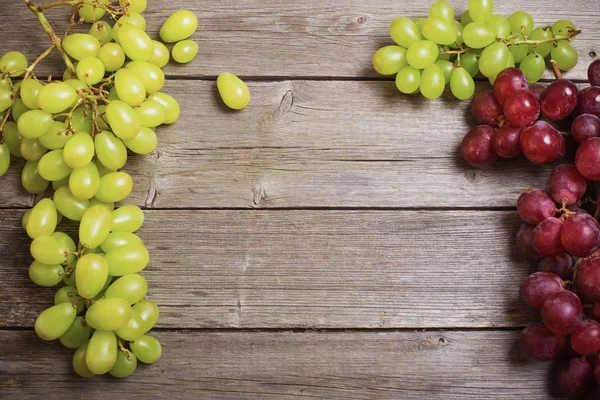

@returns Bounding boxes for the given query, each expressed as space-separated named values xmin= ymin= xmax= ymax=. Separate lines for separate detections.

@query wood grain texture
xmin=0 ymin=329 xmax=572 ymax=399
xmin=0 ymin=0 xmax=597 ymax=79
xmin=0 ymin=209 xmax=537 ymax=329
xmin=0 ymin=80 xmax=557 ymax=209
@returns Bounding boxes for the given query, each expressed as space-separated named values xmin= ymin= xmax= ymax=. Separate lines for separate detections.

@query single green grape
xmin=126 ymin=61 xmax=165 ymax=93
xmin=406 ymin=40 xmax=438 ymax=69
xmin=86 ymin=330 xmax=118 ymax=375
xmin=452 ymin=21 xmax=464 ymax=47
xmin=508 ymin=33 xmax=529 ymax=63
xmin=395 ymin=66 xmax=421 ymax=94
xmin=105 ymin=244 xmax=150 ymax=276
xmin=17 ymin=109 xmax=53 ymax=139
xmin=69 ymin=161 xmax=100 ymax=200
xmin=528 ymin=27 xmax=553 ymax=58
xmin=215 ymin=73 xmax=250 ymax=110
xmin=31 ymin=235 xmax=68 ymax=265
xmin=429 ymin=0 xmax=454 ymax=23
xmin=38 ymin=82 xmax=78 ymax=114
xmin=0 ymin=51 xmax=27 ymax=76
xmin=73 ymin=342 xmax=95 ymax=378
xmin=34 ymin=302 xmax=77 ymax=341
xmin=20 ymin=78 xmax=43 ymax=110
xmin=0 ymin=87 xmax=13 ymax=113
xmin=172 ymin=40 xmax=199 ymax=64
xmin=96 ymin=172 xmax=134 ymax=203
xmin=554 ymin=20 xmax=577 ymax=38
xmin=38 ymin=121 xmax=69 ymax=150
xmin=80 ymin=204 xmax=112 ymax=248
xmin=148 ymin=92 xmax=180 ymax=123
xmin=115 ymin=312 xmax=146 ymax=341
xmin=71 ymin=107 xmax=94 ymax=133
xmin=59 ymin=316 xmax=92 ymax=349
xmin=0 ymin=143 xmax=8 ymax=176
xmin=76 ymin=56 xmax=105 ymax=85
xmin=25 ymin=198 xmax=57 ymax=239
xmin=460 ymin=10 xmax=473 ymax=26
xmin=3 ymin=121 xmax=23 ymax=157
xmin=97 ymin=43 xmax=126 ymax=72
xmin=133 ymin=300 xmax=159 ymax=333
xmin=112 ymin=205 xmax=145 ymax=233
xmin=160 ymin=10 xmax=198 ymax=43
xmin=89 ymin=20 xmax=112 ymax=44
xmin=389 ymin=17 xmax=422 ymax=48
xmin=76 ymin=253 xmax=109 ymax=299
xmin=109 ymin=351 xmax=137 ymax=378
xmin=62 ymin=34 xmax=101 ymax=61
xmin=506 ymin=52 xmax=516 ymax=69
xmin=106 ymin=100 xmax=141 ymax=140
xmin=86 ymin=298 xmax=132 ymax=331
xmin=20 ymin=137 xmax=48 ymax=161
xmin=552 ymin=40 xmax=578 ymax=71
xmin=105 ymin=273 xmax=148 ymax=304
xmin=101 ymin=232 xmax=144 ymax=253
xmin=118 ymin=23 xmax=153 ymax=62
xmin=120 ymin=0 xmax=147 ymax=14
xmin=434 ymin=60 xmax=454 ymax=83
xmin=29 ymin=261 xmax=63 ymax=287
xmin=11 ymin=98 xmax=30 ymax=122
xmin=150 ymin=40 xmax=170 ymax=68
xmin=488 ymin=14 xmax=511 ymax=38
xmin=112 ymin=14 xmax=147 ymax=43
xmin=63 ymin=132 xmax=95 ymax=169
xmin=52 ymin=231 xmax=76 ymax=265
xmin=54 ymin=285 xmax=83 ymax=313
xmin=64 ymin=78 xmax=87 ymax=92
xmin=462 ymin=22 xmax=495 ymax=48
xmin=420 ymin=64 xmax=445 ymax=99
xmin=95 ymin=130 xmax=127 ymax=170
xmin=478 ymin=41 xmax=510 ymax=78
xmin=53 ymin=185 xmax=90 ymax=221
xmin=450 ymin=67 xmax=475 ymax=100
xmin=413 ymin=18 xmax=425 ymax=31
xmin=78 ymin=0 xmax=109 ymax=23
xmin=520 ymin=53 xmax=546 ymax=83
xmin=124 ymin=126 xmax=158 ymax=154
xmin=508 ymin=11 xmax=534 ymax=34
xmin=421 ymin=17 xmax=457 ymax=45
xmin=38 ymin=149 xmax=72 ymax=181
xmin=131 ymin=335 xmax=162 ymax=364
xmin=22 ymin=160 xmax=50 ymax=194
xmin=115 ymin=69 xmax=147 ymax=107
xmin=135 ymin=100 xmax=166 ymax=127
xmin=468 ymin=0 xmax=494 ymax=23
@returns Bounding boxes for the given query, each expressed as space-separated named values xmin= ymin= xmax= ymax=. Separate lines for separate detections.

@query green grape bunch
xmin=372 ymin=0 xmax=581 ymax=101
xmin=0 ymin=0 xmax=202 ymax=379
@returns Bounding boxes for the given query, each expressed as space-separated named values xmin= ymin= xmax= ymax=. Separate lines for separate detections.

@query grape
xmin=460 ymin=10 xmax=473 ymax=26
xmin=112 ymin=14 xmax=147 ymax=41
xmin=37 ymin=149 xmax=71 ymax=182
xmin=508 ymin=11 xmax=534 ymax=34
xmin=38 ymin=121 xmax=69 ymax=150
xmin=106 ymin=100 xmax=141 ymax=140
xmin=25 ymin=198 xmax=57 ymax=239
xmin=11 ymin=98 xmax=30 ymax=121
xmin=62 ymin=34 xmax=101 ymax=61
xmin=109 ymin=351 xmax=137 ymax=378
xmin=467 ymin=0 xmax=493 ymax=22
xmin=148 ymin=92 xmax=180 ymax=124
xmin=429 ymin=0 xmax=454 ymax=22
xmin=395 ymin=66 xmax=421 ymax=94
xmin=539 ymin=79 xmax=578 ymax=121
xmin=452 ymin=21 xmax=464 ymax=47
xmin=517 ymin=189 xmax=555 ymax=225
xmin=31 ymin=235 xmax=67 ymax=264
xmin=73 ymin=342 xmax=95 ymax=377
xmin=112 ymin=205 xmax=145 ymax=233
xmin=462 ymin=22 xmax=495 ymax=48
xmin=519 ymin=322 xmax=566 ymax=361
xmin=450 ymin=67 xmax=475 ymax=100
xmin=124 ymin=126 xmax=158 ymax=154
xmin=95 ymin=131 xmax=128 ymax=170
xmin=488 ymin=14 xmax=510 ymax=38
xmin=118 ymin=23 xmax=153 ymax=62
xmin=105 ymin=244 xmax=150 ymax=276
xmin=29 ymin=261 xmax=63 ymax=287
xmin=516 ymin=223 xmax=540 ymax=260
xmin=76 ymin=56 xmax=105 ymax=85
xmin=527 ymin=28 xmax=553 ymax=57
xmin=493 ymin=68 xmax=528 ymax=106
xmin=76 ymin=254 xmax=109 ymax=299
xmin=406 ymin=40 xmax=438 ymax=69
xmin=54 ymin=285 xmax=83 ymax=311
xmin=461 ymin=125 xmax=498 ymax=167
xmin=20 ymin=78 xmax=43 ymax=109
xmin=554 ymin=19 xmax=577 ymax=37
xmin=533 ymin=217 xmax=564 ymax=257
xmin=96 ymin=172 xmax=133 ymax=202
xmin=135 ymin=101 xmax=166 ymax=128
xmin=80 ymin=205 xmax=112 ymax=248
xmin=0 ymin=145 xmax=9 ymax=177
xmin=21 ymin=160 xmax=50 ymax=194
xmin=552 ymin=41 xmax=578 ymax=71
xmin=59 ymin=316 xmax=92 ymax=349
xmin=538 ymin=254 xmax=573 ymax=280
xmin=214 ymin=72 xmax=252 ymax=110
xmin=471 ymin=91 xmax=502 ymax=126
xmin=86 ymin=297 xmax=132 ymax=331
xmin=97 ymin=43 xmax=126 ymax=72
xmin=52 ymin=231 xmax=76 ymax=265
xmin=115 ymin=312 xmax=146 ymax=341
xmin=89 ymin=21 xmax=112 ymax=44
xmin=521 ymin=272 xmax=564 ymax=309
xmin=576 ymin=258 xmax=600 ymax=301
xmin=492 ymin=123 xmax=522 ymax=158
xmin=572 ymin=114 xmax=600 ymax=143
xmin=126 ymin=61 xmax=165 ymax=93
xmin=548 ymin=164 xmax=587 ymax=205
xmin=435 ymin=60 xmax=454 ymax=84
xmin=105 ymin=274 xmax=148 ymax=305
xmin=588 ymin=60 xmax=600 ymax=86
xmin=420 ymin=64 xmax=445 ymax=99
xmin=508 ymin=34 xmax=528 ymax=64
xmin=421 ymin=17 xmax=456 ymax=45
xmin=69 ymin=162 xmax=100 ymax=200
xmin=159 ymin=10 xmax=198 ymax=43
xmin=519 ymin=54 xmax=545 ymax=83
xmin=541 ymin=290 xmax=583 ymax=335
xmin=101 ymin=232 xmax=144 ymax=253
xmin=150 ymin=40 xmax=170 ymax=68
xmin=556 ymin=358 xmax=594 ymax=398
xmin=86 ymin=330 xmax=118 ymax=375
xmin=20 ymin=138 xmax=48 ymax=161
xmin=17 ymin=109 xmax=53 ymax=139
xmin=0 ymin=51 xmax=27 ymax=76
xmin=0 ymin=87 xmax=13 ymax=113
xmin=576 ymin=137 xmax=600 ymax=179
xmin=131 ymin=335 xmax=162 ymax=364
xmin=71 ymin=107 xmax=94 ymax=133
xmin=571 ymin=320 xmax=600 ymax=356
xmin=78 ymin=0 xmax=109 ymax=22
xmin=120 ymin=0 xmax=146 ymax=13
xmin=34 ymin=302 xmax=77 ymax=341
xmin=115 ymin=69 xmax=147 ymax=107
xmin=3 ymin=121 xmax=23 ymax=157
xmin=520 ymin=121 xmax=565 ymax=164
xmin=63 ymin=132 xmax=95 ymax=169
xmin=503 ymin=90 xmax=540 ymax=127
xmin=172 ymin=40 xmax=199 ymax=64
xmin=577 ymin=86 xmax=600 ymax=118
xmin=561 ymin=213 xmax=600 ymax=257
xmin=133 ymin=300 xmax=159 ymax=332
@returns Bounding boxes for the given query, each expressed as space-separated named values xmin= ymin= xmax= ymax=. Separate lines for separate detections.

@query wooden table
xmin=1 ymin=1 xmax=599 ymax=398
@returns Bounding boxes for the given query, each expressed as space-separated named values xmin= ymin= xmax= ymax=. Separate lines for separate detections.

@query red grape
xmin=589 ymin=60 xmax=600 ymax=87
xmin=557 ymin=357 xmax=594 ymax=398
xmin=571 ymin=320 xmax=600 ymax=356
xmin=517 ymin=189 xmax=556 ymax=225
xmin=521 ymin=272 xmax=564 ymax=309
xmin=519 ymin=322 xmax=566 ymax=361
xmin=529 ymin=83 xmax=546 ymax=101
xmin=538 ymin=254 xmax=574 ymax=280
xmin=561 ymin=213 xmax=600 ymax=257
xmin=541 ymin=290 xmax=583 ymax=335
xmin=471 ymin=91 xmax=502 ymax=127
xmin=577 ymin=86 xmax=600 ymax=118
xmin=493 ymin=67 xmax=529 ymax=106
xmin=503 ymin=90 xmax=540 ymax=127
xmin=492 ymin=123 xmax=522 ymax=158
xmin=571 ymin=114 xmax=600 ymax=144
xmin=576 ymin=258 xmax=600 ymax=301
xmin=595 ymin=362 xmax=600 ymax=385
xmin=461 ymin=125 xmax=498 ymax=167
xmin=540 ymin=80 xmax=578 ymax=120
xmin=520 ymin=121 xmax=566 ymax=165
xmin=575 ymin=137 xmax=600 ymax=179
xmin=533 ymin=217 xmax=564 ymax=257
xmin=548 ymin=164 xmax=587 ymax=205
xmin=517 ymin=223 xmax=541 ymax=260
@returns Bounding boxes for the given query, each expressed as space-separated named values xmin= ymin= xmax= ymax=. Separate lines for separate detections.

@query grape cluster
xmin=372 ymin=0 xmax=580 ymax=101
xmin=0 ymin=0 xmax=199 ymax=378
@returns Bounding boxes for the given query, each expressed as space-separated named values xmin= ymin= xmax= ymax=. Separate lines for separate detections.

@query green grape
xmin=215 ymin=73 xmax=250 ymax=110
xmin=29 ymin=261 xmax=63 ymax=287
xmin=59 ymin=316 xmax=92 ymax=349
xmin=52 ymin=177 xmax=69 ymax=191
xmin=94 ymin=131 xmax=128 ymax=170
xmin=97 ymin=43 xmax=126 ymax=72
xmin=528 ymin=28 xmax=553 ymax=57
xmin=131 ymin=335 xmax=162 ymax=364
xmin=87 ymin=298 xmax=132 ymax=330
xmin=76 ymin=253 xmax=109 ymax=299
xmin=0 ymin=51 xmax=27 ymax=76
xmin=406 ymin=40 xmax=438 ymax=69
xmin=506 ymin=52 xmax=516 ymax=68
xmin=389 ymin=17 xmax=422 ymax=48
xmin=90 ymin=197 xmax=115 ymax=212
xmin=31 ymin=235 xmax=67 ymax=265
xmin=132 ymin=300 xmax=159 ymax=332
xmin=508 ymin=33 xmax=529 ymax=63
xmin=78 ymin=0 xmax=109 ymax=22
xmin=62 ymin=34 xmax=101 ymax=61
xmin=22 ymin=160 xmax=49 ymax=194
xmin=105 ymin=273 xmax=148 ymax=304
xmin=488 ymin=14 xmax=511 ymax=38
xmin=453 ymin=21 xmax=464 ymax=47
xmin=150 ymin=40 xmax=170 ymax=68
xmin=450 ymin=67 xmax=475 ymax=100
xmin=65 ymin=79 xmax=87 ymax=92
xmin=429 ymin=0 xmax=454 ymax=23
xmin=101 ymin=232 xmax=144 ymax=253
xmin=135 ymin=100 xmax=166 ymax=127
xmin=54 ymin=285 xmax=83 ymax=313
xmin=115 ymin=312 xmax=145 ymax=341
xmin=52 ymin=231 xmax=77 ymax=265
xmin=106 ymin=100 xmax=141 ymax=140
xmin=96 ymin=172 xmax=133 ymax=202
xmin=0 ymin=87 xmax=13 ymax=113
xmin=111 ymin=205 xmax=144 ymax=233
xmin=11 ymin=98 xmax=30 ymax=122
xmin=17 ymin=109 xmax=53 ymax=139
xmin=115 ymin=69 xmax=146 ymax=107
xmin=20 ymin=78 xmax=43 ymax=109
xmin=508 ymin=11 xmax=534 ymax=34
xmin=76 ymin=56 xmax=105 ymax=85
xmin=159 ymin=9 xmax=198 ymax=43
xmin=26 ymin=198 xmax=57 ymax=239
xmin=105 ymin=244 xmax=149 ymax=276
xmin=468 ymin=0 xmax=493 ymax=23
xmin=395 ymin=66 xmax=421 ymax=94
xmin=460 ymin=10 xmax=473 ymax=26
xmin=120 ymin=0 xmax=146 ymax=13
xmin=172 ymin=40 xmax=198 ymax=64
xmin=109 ymin=350 xmax=137 ymax=378
xmin=421 ymin=17 xmax=456 ymax=45
xmin=62 ymin=267 xmax=77 ymax=287
xmin=73 ymin=342 xmax=95 ymax=377
xmin=80 ymin=205 xmax=112 ymax=248
xmin=53 ymin=185 xmax=90 ymax=221
xmin=118 ymin=23 xmax=153 ymax=62
xmin=554 ymin=20 xmax=576 ymax=37
xmin=3 ymin=121 xmax=22 ymax=157
xmin=112 ymin=14 xmax=147 ymax=43
xmin=0 ymin=143 xmax=9 ymax=176
xmin=462 ymin=22 xmax=495 ymax=48
xmin=520 ymin=53 xmax=546 ymax=83
xmin=478 ymin=41 xmax=509 ymax=78
xmin=86 ymin=330 xmax=118 ymax=374
xmin=148 ymin=92 xmax=180 ymax=123
xmin=552 ymin=40 xmax=578 ymax=71
xmin=38 ymin=149 xmax=72 ymax=181
xmin=20 ymin=138 xmax=47 ymax=161
xmin=22 ymin=209 xmax=31 ymax=229
xmin=89 ymin=20 xmax=112 ymax=44
xmin=434 ymin=59 xmax=454 ymax=83
xmin=71 ymin=107 xmax=94 ymax=133
xmin=124 ymin=126 xmax=157 ymax=154
xmin=420 ymin=64 xmax=445 ymax=99
xmin=39 ymin=121 xmax=70 ymax=150
xmin=0 ymin=75 xmax=11 ymax=89
xmin=413 ymin=18 xmax=425 ymax=31
xmin=94 ymin=159 xmax=114 ymax=177
xmin=126 ymin=61 xmax=165 ymax=93
xmin=34 ymin=302 xmax=77 ymax=341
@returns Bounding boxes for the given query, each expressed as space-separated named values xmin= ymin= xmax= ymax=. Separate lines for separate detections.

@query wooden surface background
xmin=1 ymin=0 xmax=599 ymax=398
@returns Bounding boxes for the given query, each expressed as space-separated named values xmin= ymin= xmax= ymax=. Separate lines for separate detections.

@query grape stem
xmin=549 ymin=60 xmax=563 ymax=80
xmin=24 ymin=44 xmax=56 ymax=80
xmin=0 ymin=109 xmax=12 ymax=143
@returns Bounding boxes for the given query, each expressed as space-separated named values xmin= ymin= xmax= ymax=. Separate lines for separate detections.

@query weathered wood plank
xmin=0 ymin=329 xmax=571 ymax=399
xmin=0 ymin=0 xmax=597 ymax=80
xmin=0 ymin=80 xmax=555 ymax=209
xmin=0 ymin=209 xmax=537 ymax=329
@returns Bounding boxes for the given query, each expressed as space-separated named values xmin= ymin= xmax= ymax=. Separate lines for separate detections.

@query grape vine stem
xmin=24 ymin=44 xmax=56 ymax=80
